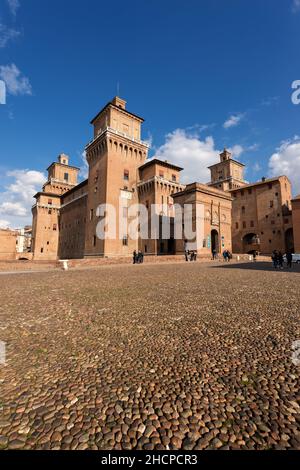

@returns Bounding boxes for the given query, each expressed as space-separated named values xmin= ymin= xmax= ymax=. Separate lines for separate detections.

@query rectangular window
xmin=243 ymin=221 xmax=246 ymax=229
xmin=159 ymin=171 xmax=164 ymax=178
xmin=93 ymin=236 xmax=97 ymax=247
xmin=270 ymin=200 xmax=273 ymax=208
xmin=41 ymin=248 xmax=44 ymax=253
xmin=48 ymin=199 xmax=52 ymax=205
xmin=122 ymin=235 xmax=128 ymax=246
xmin=235 ymin=222 xmax=239 ymax=229
xmin=90 ymin=209 xmax=94 ymax=220
xmin=64 ymin=173 xmax=69 ymax=182
xmin=124 ymin=170 xmax=129 ymax=181
xmin=172 ymin=174 xmax=176 ymax=182
xmin=144 ymin=245 xmax=148 ymax=253
xmin=53 ymin=224 xmax=57 ymax=231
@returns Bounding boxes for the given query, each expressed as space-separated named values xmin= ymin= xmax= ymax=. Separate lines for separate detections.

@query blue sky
xmin=0 ymin=0 xmax=300 ymax=227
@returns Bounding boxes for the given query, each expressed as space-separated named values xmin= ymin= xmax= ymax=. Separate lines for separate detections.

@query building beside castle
xmin=292 ymin=195 xmax=300 ymax=253
xmin=0 ymin=226 xmax=32 ymax=260
xmin=31 ymin=96 xmax=296 ymax=260
xmin=208 ymin=150 xmax=294 ymax=254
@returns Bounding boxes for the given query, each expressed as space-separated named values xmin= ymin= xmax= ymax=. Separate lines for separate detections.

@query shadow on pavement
xmin=210 ymin=261 xmax=300 ymax=273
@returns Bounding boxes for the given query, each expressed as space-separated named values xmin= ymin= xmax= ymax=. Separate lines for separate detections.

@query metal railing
xmin=85 ymin=126 xmax=150 ymax=149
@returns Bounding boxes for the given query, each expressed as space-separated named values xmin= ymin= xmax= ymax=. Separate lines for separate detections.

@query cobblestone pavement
xmin=0 ymin=262 xmax=299 ymax=450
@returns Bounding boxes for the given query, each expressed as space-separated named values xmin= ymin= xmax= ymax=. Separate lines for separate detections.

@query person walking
xmin=184 ymin=240 xmax=189 ymax=262
xmin=278 ymin=251 xmax=284 ymax=270
xmin=286 ymin=251 xmax=293 ymax=269
xmin=212 ymin=249 xmax=217 ymax=260
xmin=272 ymin=250 xmax=278 ymax=269
xmin=133 ymin=250 xmax=137 ymax=264
xmin=137 ymin=251 xmax=144 ymax=264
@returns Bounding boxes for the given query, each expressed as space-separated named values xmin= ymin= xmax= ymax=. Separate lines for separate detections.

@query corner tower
xmin=208 ymin=149 xmax=246 ymax=191
xmin=84 ymin=96 xmax=150 ymax=257
xmin=31 ymin=154 xmax=79 ymax=260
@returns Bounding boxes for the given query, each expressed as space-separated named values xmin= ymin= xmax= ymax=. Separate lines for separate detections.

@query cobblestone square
xmin=0 ymin=262 xmax=299 ymax=450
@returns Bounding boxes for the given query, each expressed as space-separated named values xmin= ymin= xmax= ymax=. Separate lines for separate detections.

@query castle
xmin=31 ymin=96 xmax=297 ymax=260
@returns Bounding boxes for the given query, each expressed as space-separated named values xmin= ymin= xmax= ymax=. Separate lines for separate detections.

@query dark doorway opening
xmin=211 ymin=229 xmax=219 ymax=253
xmin=285 ymin=228 xmax=294 ymax=253
xmin=168 ymin=237 xmax=175 ymax=255
xmin=243 ymin=233 xmax=260 ymax=254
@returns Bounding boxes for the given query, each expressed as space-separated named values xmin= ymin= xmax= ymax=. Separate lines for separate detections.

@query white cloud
xmin=0 ymin=169 xmax=46 ymax=228
xmin=0 ymin=201 xmax=27 ymax=217
xmin=79 ymin=151 xmax=88 ymax=179
xmin=153 ymin=129 xmax=247 ymax=184
xmin=7 ymin=0 xmax=20 ymax=16
xmin=153 ymin=129 xmax=219 ymax=183
xmin=268 ymin=137 xmax=300 ymax=194
xmin=0 ymin=219 xmax=10 ymax=229
xmin=247 ymin=143 xmax=260 ymax=151
xmin=253 ymin=162 xmax=262 ymax=172
xmin=0 ymin=24 xmax=20 ymax=48
xmin=228 ymin=145 xmax=244 ymax=158
xmin=0 ymin=64 xmax=32 ymax=96
xmin=223 ymin=113 xmax=244 ymax=129
xmin=186 ymin=123 xmax=215 ymax=134
xmin=292 ymin=0 xmax=300 ymax=12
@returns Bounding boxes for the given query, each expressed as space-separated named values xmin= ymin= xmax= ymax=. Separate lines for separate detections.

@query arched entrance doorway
xmin=243 ymin=233 xmax=260 ymax=254
xmin=285 ymin=228 xmax=294 ymax=253
xmin=211 ymin=229 xmax=219 ymax=253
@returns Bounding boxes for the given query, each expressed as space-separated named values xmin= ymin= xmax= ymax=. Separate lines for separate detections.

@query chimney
xmin=111 ymin=96 xmax=126 ymax=109
xmin=58 ymin=154 xmax=69 ymax=165
xmin=220 ymin=148 xmax=232 ymax=162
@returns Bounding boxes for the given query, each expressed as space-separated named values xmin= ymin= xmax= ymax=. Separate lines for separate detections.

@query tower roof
xmin=90 ymin=96 xmax=144 ymax=124
xmin=139 ymin=158 xmax=183 ymax=172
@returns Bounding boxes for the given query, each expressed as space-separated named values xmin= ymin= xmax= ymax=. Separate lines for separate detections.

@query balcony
xmin=85 ymin=126 xmax=150 ymax=149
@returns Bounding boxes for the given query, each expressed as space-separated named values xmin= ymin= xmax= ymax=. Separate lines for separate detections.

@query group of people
xmin=184 ymin=250 xmax=197 ymax=262
xmin=272 ymin=250 xmax=292 ymax=269
xmin=133 ymin=250 xmax=144 ymax=264
xmin=222 ymin=249 xmax=232 ymax=262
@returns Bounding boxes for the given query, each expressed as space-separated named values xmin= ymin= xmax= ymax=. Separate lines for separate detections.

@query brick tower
xmin=208 ymin=149 xmax=246 ymax=191
xmin=84 ymin=97 xmax=150 ymax=257
xmin=31 ymin=155 xmax=79 ymax=260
